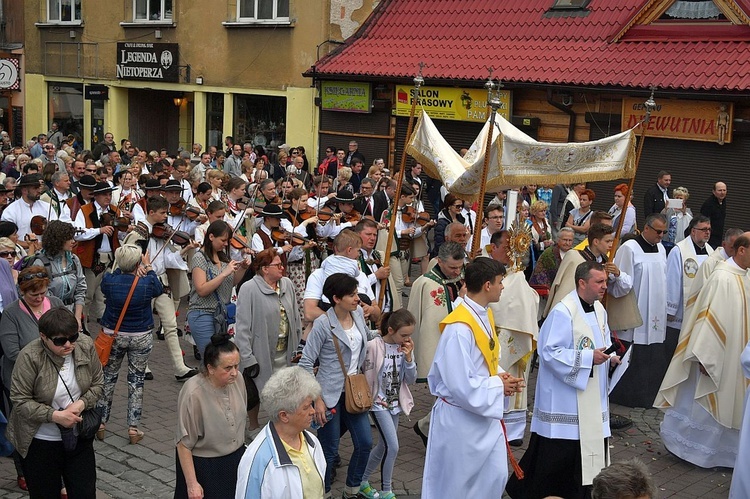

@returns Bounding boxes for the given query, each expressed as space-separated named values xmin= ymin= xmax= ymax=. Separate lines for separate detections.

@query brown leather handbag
xmin=332 ymin=334 xmax=373 ymax=414
xmin=94 ymin=275 xmax=139 ymax=366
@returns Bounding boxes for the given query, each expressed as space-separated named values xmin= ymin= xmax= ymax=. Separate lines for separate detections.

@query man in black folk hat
xmin=132 ymin=178 xmax=164 ymax=224
xmin=251 ymin=203 xmax=293 ymax=269
xmin=74 ymin=181 xmax=123 ymax=323
xmin=0 ymin=173 xmax=56 ymax=242
xmin=65 ymin=174 xmax=97 ymax=223
xmin=162 ymin=179 xmax=200 ymax=314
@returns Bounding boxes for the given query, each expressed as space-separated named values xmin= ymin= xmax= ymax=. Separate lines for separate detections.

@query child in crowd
xmin=360 ymin=309 xmax=417 ymax=499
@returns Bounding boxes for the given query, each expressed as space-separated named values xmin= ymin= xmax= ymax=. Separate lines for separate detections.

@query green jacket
xmin=7 ymin=334 xmax=103 ymax=457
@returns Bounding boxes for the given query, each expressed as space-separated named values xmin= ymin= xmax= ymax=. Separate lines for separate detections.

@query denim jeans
xmin=187 ymin=309 xmax=215 ymax=359
xmin=363 ymin=410 xmax=400 ymax=492
xmin=316 ymin=392 xmax=373 ymax=492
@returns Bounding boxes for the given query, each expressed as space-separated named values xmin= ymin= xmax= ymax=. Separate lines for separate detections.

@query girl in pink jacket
xmin=360 ymin=309 xmax=417 ymax=499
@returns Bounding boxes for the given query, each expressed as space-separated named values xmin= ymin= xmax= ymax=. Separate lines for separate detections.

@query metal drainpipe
xmin=546 ymin=88 xmax=576 ymax=142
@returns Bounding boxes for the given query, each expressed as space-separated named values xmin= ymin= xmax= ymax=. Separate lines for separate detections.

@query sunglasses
xmin=48 ymin=332 xmax=79 ymax=347
xmin=0 ymin=250 xmax=17 ymax=258
xmin=85 ymin=169 xmax=97 ymax=173
xmin=647 ymin=225 xmax=666 ymax=235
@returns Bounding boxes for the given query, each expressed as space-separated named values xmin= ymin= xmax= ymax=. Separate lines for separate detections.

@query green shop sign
xmin=321 ymin=81 xmax=371 ymax=113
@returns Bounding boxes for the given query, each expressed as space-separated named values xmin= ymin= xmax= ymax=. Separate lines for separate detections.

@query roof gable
xmin=310 ymin=0 xmax=750 ymax=92
xmin=612 ymin=0 xmax=750 ymax=41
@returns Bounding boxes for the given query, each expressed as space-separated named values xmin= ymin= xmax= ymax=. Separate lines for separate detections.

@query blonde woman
xmin=663 ymin=186 xmax=693 ymax=243
xmin=333 ymin=166 xmax=353 ymax=194
xmin=206 ymin=169 xmax=225 ymax=202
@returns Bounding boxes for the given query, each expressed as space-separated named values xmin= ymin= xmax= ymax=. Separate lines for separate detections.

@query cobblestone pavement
xmin=0 ymin=291 xmax=735 ymax=498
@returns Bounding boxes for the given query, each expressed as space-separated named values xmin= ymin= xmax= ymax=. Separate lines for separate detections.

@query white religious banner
xmin=406 ymin=111 xmax=638 ymax=202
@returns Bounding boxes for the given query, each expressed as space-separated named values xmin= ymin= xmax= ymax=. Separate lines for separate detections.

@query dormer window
xmin=662 ymin=1 xmax=725 ymax=20
xmin=549 ymin=0 xmax=591 ymax=9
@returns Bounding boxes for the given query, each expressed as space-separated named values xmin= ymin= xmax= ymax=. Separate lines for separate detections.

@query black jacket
xmin=643 ymin=184 xmax=673 ymax=216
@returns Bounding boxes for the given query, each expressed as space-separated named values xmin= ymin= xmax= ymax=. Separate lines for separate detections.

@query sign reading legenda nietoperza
xmin=116 ymin=43 xmax=179 ymax=82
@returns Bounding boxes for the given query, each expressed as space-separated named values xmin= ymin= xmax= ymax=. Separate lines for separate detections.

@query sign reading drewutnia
xmin=116 ymin=43 xmax=179 ymax=82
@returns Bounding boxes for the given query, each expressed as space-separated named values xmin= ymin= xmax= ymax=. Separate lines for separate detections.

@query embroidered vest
xmin=76 ymin=203 xmax=121 ymax=268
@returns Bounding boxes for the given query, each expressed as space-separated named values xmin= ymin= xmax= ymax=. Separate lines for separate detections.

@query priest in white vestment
xmin=486 ymin=230 xmax=540 ymax=444
xmin=729 ymin=340 xmax=750 ymax=498
xmin=422 ymin=257 xmax=523 ymax=498
xmin=685 ymin=227 xmax=742 ymax=310
xmin=665 ymin=216 xmax=713 ymax=361
xmin=655 ymin=234 xmax=750 ymax=468
xmin=609 ymin=214 xmax=668 ymax=408
xmin=507 ymin=261 xmax=619 ymax=499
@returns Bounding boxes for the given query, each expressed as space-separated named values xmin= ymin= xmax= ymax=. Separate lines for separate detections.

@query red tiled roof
xmin=310 ymin=0 xmax=750 ymax=92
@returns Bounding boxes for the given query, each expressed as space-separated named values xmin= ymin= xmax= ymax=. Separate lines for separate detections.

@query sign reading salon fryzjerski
xmin=116 ymin=43 xmax=178 ymax=82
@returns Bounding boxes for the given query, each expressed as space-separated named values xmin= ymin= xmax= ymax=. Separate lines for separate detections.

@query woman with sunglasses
xmin=0 ymin=236 xmax=18 ymax=282
xmin=0 ymin=267 xmax=65 ymax=491
xmin=6 ymin=307 xmax=103 ymax=498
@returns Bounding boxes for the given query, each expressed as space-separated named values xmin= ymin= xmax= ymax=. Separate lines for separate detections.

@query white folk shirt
xmin=1 ymin=198 xmax=58 ymax=240
xmin=531 ymin=292 xmax=612 ymax=441
xmin=138 ymin=219 xmax=187 ymax=275
xmin=250 ymin=220 xmax=303 ymax=262
xmin=666 ymin=238 xmax=712 ymax=328
xmin=74 ymin=201 xmax=115 ymax=253
xmin=422 ymin=297 xmax=508 ymax=498
xmin=613 ymin=238 xmax=667 ymax=345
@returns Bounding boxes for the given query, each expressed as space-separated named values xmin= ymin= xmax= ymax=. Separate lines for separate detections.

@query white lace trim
xmin=665 ymin=1 xmax=722 ymax=19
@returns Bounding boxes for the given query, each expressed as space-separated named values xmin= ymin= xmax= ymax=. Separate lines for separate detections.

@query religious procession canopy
xmin=406 ymin=111 xmax=638 ymax=202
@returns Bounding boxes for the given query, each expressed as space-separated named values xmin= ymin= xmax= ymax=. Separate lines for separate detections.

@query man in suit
xmin=344 ymin=140 xmax=366 ymax=167
xmin=354 ymin=177 xmax=378 ymax=219
xmin=643 ymin=170 xmax=673 ymax=216
xmin=372 ymin=177 xmax=395 ymax=224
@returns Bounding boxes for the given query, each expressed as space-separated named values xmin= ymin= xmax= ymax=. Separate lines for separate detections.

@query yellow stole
xmin=440 ymin=304 xmax=499 ymax=375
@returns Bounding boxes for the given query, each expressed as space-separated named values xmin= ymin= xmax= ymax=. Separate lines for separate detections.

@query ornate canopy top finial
xmin=485 ymin=67 xmax=495 ymax=92
xmin=414 ymin=62 xmax=425 ymax=88
xmin=644 ymin=85 xmax=657 ymax=122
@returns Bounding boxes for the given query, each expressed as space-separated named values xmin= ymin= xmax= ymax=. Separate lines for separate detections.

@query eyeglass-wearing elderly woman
xmin=29 ymin=220 xmax=87 ymax=330
xmin=97 ymin=244 xmax=163 ymax=444
xmin=6 ymin=307 xmax=103 ymax=498
xmin=235 ymin=248 xmax=302 ymax=432
xmin=175 ymin=332 xmax=246 ymax=499
xmin=236 ymin=366 xmax=326 ymax=498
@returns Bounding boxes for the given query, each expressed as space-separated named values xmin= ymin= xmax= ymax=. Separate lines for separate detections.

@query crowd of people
xmin=0 ymin=126 xmax=745 ymax=499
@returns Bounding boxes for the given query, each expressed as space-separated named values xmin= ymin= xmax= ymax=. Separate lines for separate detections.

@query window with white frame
xmin=47 ymin=0 xmax=82 ymax=23
xmin=134 ymin=0 xmax=173 ymax=22
xmin=238 ymin=0 xmax=290 ymax=21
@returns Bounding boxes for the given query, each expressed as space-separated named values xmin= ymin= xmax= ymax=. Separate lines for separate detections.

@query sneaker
xmin=357 ymin=482 xmax=380 ymax=499
xmin=380 ymin=493 xmax=396 ymax=499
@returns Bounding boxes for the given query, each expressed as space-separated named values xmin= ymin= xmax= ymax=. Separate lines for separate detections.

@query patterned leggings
xmin=96 ymin=332 xmax=153 ymax=427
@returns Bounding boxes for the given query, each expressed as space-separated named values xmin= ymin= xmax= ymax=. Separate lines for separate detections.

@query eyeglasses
xmin=47 ymin=332 xmax=79 ymax=347
xmin=265 ymin=263 xmax=284 ymax=269
xmin=0 ymin=250 xmax=17 ymax=258
xmin=647 ymin=225 xmax=666 ymax=235
xmin=692 ymin=227 xmax=711 ymax=232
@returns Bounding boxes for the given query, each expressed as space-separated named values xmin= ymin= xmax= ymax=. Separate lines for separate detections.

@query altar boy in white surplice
xmin=421 ymin=257 xmax=524 ymax=498
xmin=507 ymin=261 xmax=620 ymax=499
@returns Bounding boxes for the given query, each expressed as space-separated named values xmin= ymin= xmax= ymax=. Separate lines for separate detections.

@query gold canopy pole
xmin=470 ymin=72 xmax=503 ymax=259
xmin=610 ymin=86 xmax=657 ymax=259
xmin=377 ymin=63 xmax=424 ymax=310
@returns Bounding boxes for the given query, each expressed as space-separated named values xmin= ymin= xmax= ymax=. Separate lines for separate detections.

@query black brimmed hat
xmin=18 ymin=174 xmax=44 ymax=188
xmin=92 ymin=182 xmax=115 ymax=195
xmin=162 ymin=180 xmax=183 ymax=192
xmin=144 ymin=179 xmax=163 ymax=191
xmin=77 ymin=175 xmax=98 ymax=190
xmin=335 ymin=191 xmax=355 ymax=203
xmin=260 ymin=203 xmax=284 ymax=218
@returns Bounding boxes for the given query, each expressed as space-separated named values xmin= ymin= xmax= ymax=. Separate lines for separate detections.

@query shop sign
xmin=85 ymin=85 xmax=109 ymax=100
xmin=116 ymin=43 xmax=179 ymax=82
xmin=321 ymin=82 xmax=371 ymax=113
xmin=394 ymin=85 xmax=511 ymax=122
xmin=621 ymin=97 xmax=733 ymax=144
xmin=0 ymin=58 xmax=20 ymax=90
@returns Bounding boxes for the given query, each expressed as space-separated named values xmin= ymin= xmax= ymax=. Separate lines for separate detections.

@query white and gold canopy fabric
xmin=406 ymin=111 xmax=638 ymax=202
